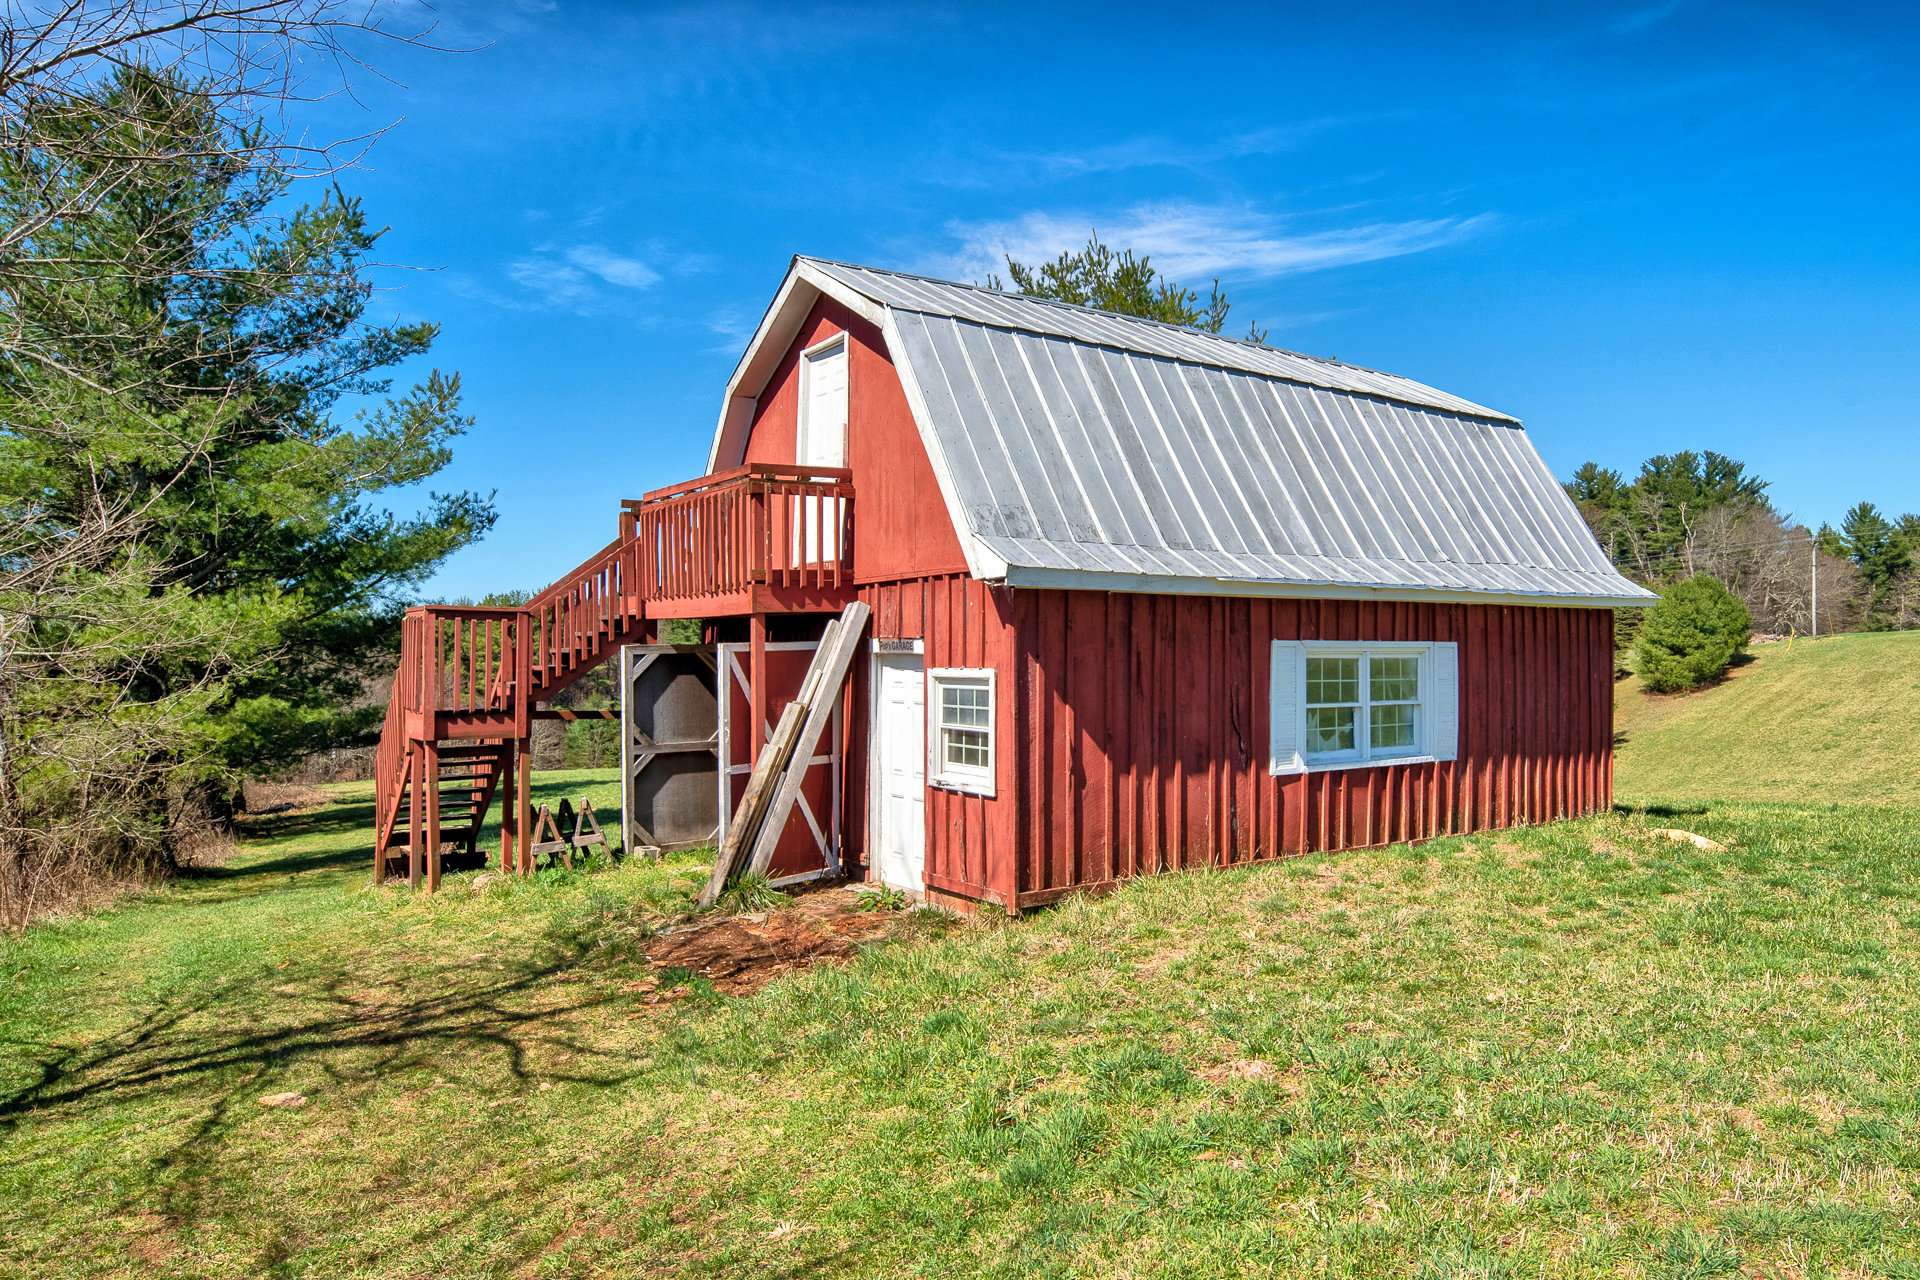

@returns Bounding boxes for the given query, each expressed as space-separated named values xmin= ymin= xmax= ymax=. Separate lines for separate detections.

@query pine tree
xmin=1 ymin=67 xmax=491 ymax=904
xmin=1635 ymin=575 xmax=1752 ymax=693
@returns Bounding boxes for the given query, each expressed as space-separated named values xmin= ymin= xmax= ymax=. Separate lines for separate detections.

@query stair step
xmin=383 ymin=825 xmax=482 ymax=851
xmin=436 ymin=744 xmax=509 ymax=760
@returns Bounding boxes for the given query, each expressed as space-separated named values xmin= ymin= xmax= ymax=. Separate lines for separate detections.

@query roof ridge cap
xmin=796 ymin=253 xmax=1375 ymax=375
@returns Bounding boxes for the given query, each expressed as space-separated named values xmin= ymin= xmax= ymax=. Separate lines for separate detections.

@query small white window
xmin=928 ymin=667 xmax=994 ymax=796
xmin=1271 ymin=641 xmax=1458 ymax=775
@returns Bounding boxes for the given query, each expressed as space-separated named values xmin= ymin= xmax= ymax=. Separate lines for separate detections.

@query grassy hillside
xmin=5 ymin=784 xmax=1920 ymax=1276
xmin=1615 ymin=629 xmax=1920 ymax=808
xmin=4 ymin=633 xmax=1919 ymax=1276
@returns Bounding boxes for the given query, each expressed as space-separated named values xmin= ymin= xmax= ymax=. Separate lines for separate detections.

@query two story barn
xmin=372 ymin=256 xmax=1651 ymax=910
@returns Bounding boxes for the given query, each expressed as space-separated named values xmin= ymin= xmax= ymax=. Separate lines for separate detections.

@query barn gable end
xmin=734 ymin=294 xmax=968 ymax=584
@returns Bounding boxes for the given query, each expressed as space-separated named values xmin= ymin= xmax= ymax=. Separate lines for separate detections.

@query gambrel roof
xmin=711 ymin=256 xmax=1653 ymax=608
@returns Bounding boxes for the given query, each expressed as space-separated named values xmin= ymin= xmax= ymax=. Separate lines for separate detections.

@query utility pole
xmin=1810 ymin=539 xmax=1819 ymax=638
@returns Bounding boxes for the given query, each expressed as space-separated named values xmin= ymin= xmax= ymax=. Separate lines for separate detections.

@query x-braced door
xmin=717 ymin=639 xmax=841 ymax=886
xmin=619 ymin=644 xmax=720 ymax=853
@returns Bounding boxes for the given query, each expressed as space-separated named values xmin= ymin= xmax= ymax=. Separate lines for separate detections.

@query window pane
xmin=941 ymin=683 xmax=989 ymax=727
xmin=1306 ymin=706 xmax=1356 ymax=755
xmin=1370 ymin=655 xmax=1419 ymax=703
xmin=1370 ymin=703 xmax=1416 ymax=751
xmin=944 ymin=727 xmax=989 ymax=770
xmin=1306 ymin=656 xmax=1359 ymax=706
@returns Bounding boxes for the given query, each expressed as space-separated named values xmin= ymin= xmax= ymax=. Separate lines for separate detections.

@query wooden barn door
xmin=717 ymin=639 xmax=842 ymax=886
xmin=618 ymin=644 xmax=720 ymax=853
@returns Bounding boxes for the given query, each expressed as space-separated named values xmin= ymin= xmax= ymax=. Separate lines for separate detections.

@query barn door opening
xmin=619 ymin=644 xmax=720 ymax=854
xmin=718 ymin=639 xmax=841 ymax=886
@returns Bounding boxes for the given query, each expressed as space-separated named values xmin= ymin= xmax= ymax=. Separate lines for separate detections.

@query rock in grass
xmin=1651 ymin=828 xmax=1727 ymax=852
xmin=258 ymin=1091 xmax=307 ymax=1108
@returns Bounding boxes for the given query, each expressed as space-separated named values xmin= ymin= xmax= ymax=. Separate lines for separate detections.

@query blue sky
xmin=310 ymin=1 xmax=1919 ymax=600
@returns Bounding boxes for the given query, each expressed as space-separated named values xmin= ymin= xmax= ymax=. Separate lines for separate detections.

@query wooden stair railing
xmin=371 ymin=466 xmax=857 ymax=889
xmin=371 ymin=527 xmax=647 ymax=888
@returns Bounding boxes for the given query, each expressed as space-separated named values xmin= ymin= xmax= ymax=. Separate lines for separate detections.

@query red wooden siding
xmin=741 ymin=297 xmax=968 ymax=585
xmin=842 ymin=573 xmax=1019 ymax=907
xmin=1006 ymin=592 xmax=1615 ymax=908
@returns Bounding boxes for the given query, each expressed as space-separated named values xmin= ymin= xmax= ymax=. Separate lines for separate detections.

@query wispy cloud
xmin=1611 ymin=0 xmax=1683 ymax=34
xmin=503 ymin=245 xmax=656 ymax=311
xmin=488 ymin=236 xmax=713 ymax=313
xmin=563 ymin=246 xmax=660 ymax=289
xmin=928 ymin=202 xmax=1498 ymax=285
xmin=927 ymin=116 xmax=1400 ymax=189
xmin=702 ymin=306 xmax=759 ymax=355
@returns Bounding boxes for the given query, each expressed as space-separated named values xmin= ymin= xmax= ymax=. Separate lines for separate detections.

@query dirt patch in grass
xmin=643 ymin=887 xmax=906 ymax=995
xmin=241 ymin=780 xmax=336 ymax=816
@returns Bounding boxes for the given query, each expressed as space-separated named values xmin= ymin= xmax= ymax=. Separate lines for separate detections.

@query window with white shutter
xmin=1270 ymin=640 xmax=1459 ymax=775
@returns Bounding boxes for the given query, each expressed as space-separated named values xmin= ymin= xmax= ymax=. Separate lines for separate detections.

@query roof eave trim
xmin=994 ymin=564 xmax=1657 ymax=610
xmin=706 ymin=259 xmax=888 ymax=472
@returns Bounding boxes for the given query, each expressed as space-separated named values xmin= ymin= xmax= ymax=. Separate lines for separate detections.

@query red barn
xmin=373 ymin=256 xmax=1652 ymax=910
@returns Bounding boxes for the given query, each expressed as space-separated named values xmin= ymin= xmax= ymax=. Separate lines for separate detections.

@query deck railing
xmin=631 ymin=462 xmax=853 ymax=607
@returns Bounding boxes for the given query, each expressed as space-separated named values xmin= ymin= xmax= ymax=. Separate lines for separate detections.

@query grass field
xmin=1614 ymin=629 xmax=1920 ymax=808
xmin=4 ymin=644 xmax=1920 ymax=1277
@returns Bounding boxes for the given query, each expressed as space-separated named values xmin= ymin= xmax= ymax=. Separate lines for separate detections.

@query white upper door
xmin=871 ymin=652 xmax=926 ymax=892
xmin=795 ymin=336 xmax=847 ymax=563
xmin=798 ymin=337 xmax=847 ymax=467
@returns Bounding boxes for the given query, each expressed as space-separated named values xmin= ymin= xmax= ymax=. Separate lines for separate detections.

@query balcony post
xmin=750 ymin=480 xmax=769 ymax=585
xmin=749 ymin=612 xmax=768 ymax=765
xmin=497 ymin=744 xmax=516 ymax=874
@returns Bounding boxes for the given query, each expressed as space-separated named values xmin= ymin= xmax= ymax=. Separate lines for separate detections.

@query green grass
xmin=1614 ymin=629 xmax=1920 ymax=808
xmin=6 ymin=768 xmax=1920 ymax=1275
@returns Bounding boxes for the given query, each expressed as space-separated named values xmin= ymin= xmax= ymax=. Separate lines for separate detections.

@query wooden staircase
xmin=369 ymin=464 xmax=859 ymax=890
xmin=371 ymin=519 xmax=648 ymax=889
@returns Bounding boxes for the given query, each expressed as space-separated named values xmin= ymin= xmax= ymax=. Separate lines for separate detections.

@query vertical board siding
xmin=849 ymin=574 xmax=1018 ymax=906
xmin=1009 ymin=590 xmax=1614 ymax=904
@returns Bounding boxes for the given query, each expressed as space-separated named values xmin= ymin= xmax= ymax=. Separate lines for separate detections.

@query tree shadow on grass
xmin=0 ymin=929 xmax=670 ymax=1252
xmin=244 ymin=799 xmax=376 ymax=841
xmin=196 ymin=778 xmax=628 ymax=891
xmin=0 ymin=937 xmax=641 ymax=1131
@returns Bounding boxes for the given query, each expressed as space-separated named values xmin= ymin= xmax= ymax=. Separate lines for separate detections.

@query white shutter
xmin=1269 ymin=641 xmax=1306 ymax=775
xmin=1430 ymin=642 xmax=1459 ymax=762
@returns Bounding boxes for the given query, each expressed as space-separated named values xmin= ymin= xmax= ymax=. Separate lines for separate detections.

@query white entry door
xmin=870 ymin=651 xmax=925 ymax=892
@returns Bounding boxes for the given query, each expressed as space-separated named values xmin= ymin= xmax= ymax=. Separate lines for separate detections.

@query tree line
xmin=1566 ymin=452 xmax=1920 ymax=638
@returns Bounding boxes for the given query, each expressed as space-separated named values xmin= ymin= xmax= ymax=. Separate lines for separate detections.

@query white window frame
xmin=795 ymin=332 xmax=849 ymax=469
xmin=927 ymin=666 xmax=995 ymax=797
xmin=1272 ymin=640 xmax=1454 ymax=775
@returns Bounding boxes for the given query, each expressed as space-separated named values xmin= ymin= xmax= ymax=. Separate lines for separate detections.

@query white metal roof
xmin=709 ymin=256 xmax=1654 ymax=608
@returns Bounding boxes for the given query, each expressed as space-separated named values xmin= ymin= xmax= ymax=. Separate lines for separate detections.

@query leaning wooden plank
xmin=698 ymin=699 xmax=806 ymax=906
xmin=744 ymin=601 xmax=870 ymax=879
xmin=696 ymin=616 xmax=845 ymax=906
